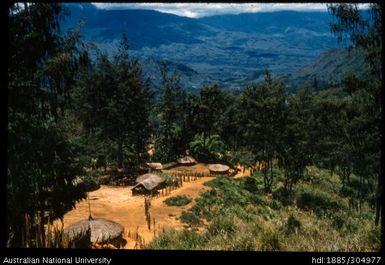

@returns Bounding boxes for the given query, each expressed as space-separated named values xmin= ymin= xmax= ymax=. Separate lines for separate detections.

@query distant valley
xmin=62 ymin=4 xmax=367 ymax=90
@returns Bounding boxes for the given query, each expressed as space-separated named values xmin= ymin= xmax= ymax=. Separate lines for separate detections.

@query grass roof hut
xmin=132 ymin=173 xmax=165 ymax=195
xmin=208 ymin=164 xmax=230 ymax=175
xmin=63 ymin=217 xmax=124 ymax=248
xmin=146 ymin=162 xmax=163 ymax=172
xmin=177 ymin=156 xmax=197 ymax=166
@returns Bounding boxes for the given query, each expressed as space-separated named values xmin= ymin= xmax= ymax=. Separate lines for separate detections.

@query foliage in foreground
xmin=163 ymin=195 xmax=192 ymax=207
xmin=147 ymin=170 xmax=380 ymax=251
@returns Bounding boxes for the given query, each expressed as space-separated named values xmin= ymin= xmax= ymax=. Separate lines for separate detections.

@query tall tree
xmin=195 ymin=84 xmax=227 ymax=142
xmin=8 ymin=3 xmax=87 ymax=247
xmin=328 ymin=3 xmax=382 ymax=224
xmin=76 ymin=32 xmax=152 ymax=168
xmin=278 ymin=84 xmax=314 ymax=194
xmin=238 ymin=70 xmax=287 ymax=192
xmin=155 ymin=62 xmax=187 ymax=161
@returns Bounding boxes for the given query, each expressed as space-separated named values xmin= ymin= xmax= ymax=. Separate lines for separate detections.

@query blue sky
xmin=91 ymin=3 xmax=371 ymax=18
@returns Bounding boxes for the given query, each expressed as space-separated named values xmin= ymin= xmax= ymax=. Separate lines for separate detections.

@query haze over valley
xmin=63 ymin=3 xmax=366 ymax=91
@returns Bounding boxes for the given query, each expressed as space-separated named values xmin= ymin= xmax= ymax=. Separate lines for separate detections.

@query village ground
xmin=59 ymin=163 xmax=250 ymax=249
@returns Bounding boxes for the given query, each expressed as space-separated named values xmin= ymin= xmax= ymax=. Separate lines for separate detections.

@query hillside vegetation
xmin=147 ymin=168 xmax=380 ymax=251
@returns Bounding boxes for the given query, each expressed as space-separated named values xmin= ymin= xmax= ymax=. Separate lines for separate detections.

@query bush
xmin=230 ymin=231 xmax=257 ymax=251
xmin=273 ymin=187 xmax=295 ymax=206
xmin=180 ymin=211 xmax=201 ymax=226
xmin=189 ymin=133 xmax=226 ymax=162
xmin=205 ymin=177 xmax=252 ymax=206
xmin=366 ymin=226 xmax=381 ymax=249
xmin=296 ymin=190 xmax=342 ymax=214
xmin=190 ymin=189 xmax=219 ymax=220
xmin=162 ymin=174 xmax=178 ymax=185
xmin=146 ymin=229 xmax=206 ymax=250
xmin=207 ymin=215 xmax=236 ymax=236
xmin=243 ymin=177 xmax=258 ymax=192
xmin=164 ymin=195 xmax=192 ymax=207
xmin=331 ymin=212 xmax=345 ymax=230
xmin=270 ymin=199 xmax=283 ymax=210
xmin=331 ymin=212 xmax=359 ymax=233
xmin=286 ymin=214 xmax=302 ymax=234
xmin=260 ymin=229 xmax=281 ymax=251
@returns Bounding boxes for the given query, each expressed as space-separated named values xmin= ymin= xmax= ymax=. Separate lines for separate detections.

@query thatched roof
xmin=64 ymin=218 xmax=124 ymax=245
xmin=177 ymin=156 xmax=197 ymax=165
xmin=208 ymin=164 xmax=230 ymax=173
xmin=146 ymin=162 xmax=163 ymax=170
xmin=134 ymin=173 xmax=165 ymax=191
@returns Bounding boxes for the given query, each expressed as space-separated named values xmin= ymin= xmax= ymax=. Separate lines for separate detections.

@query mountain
xmin=62 ymin=4 xmax=358 ymax=90
xmin=63 ymin=4 xmax=215 ymax=49
xmin=198 ymin=11 xmax=334 ymax=34
xmin=284 ymin=48 xmax=369 ymax=91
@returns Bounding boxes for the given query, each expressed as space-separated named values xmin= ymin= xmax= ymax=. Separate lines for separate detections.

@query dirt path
xmin=59 ymin=163 xmax=250 ymax=249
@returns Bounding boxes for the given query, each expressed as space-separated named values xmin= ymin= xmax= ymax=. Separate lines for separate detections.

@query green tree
xmin=195 ymin=84 xmax=227 ymax=143
xmin=238 ymin=70 xmax=287 ymax=192
xmin=7 ymin=3 xmax=87 ymax=247
xmin=328 ymin=3 xmax=381 ymax=224
xmin=278 ymin=84 xmax=314 ymax=194
xmin=328 ymin=3 xmax=382 ymax=77
xmin=155 ymin=61 xmax=187 ymax=162
xmin=113 ymin=32 xmax=152 ymax=166
xmin=189 ymin=133 xmax=226 ymax=162
xmin=76 ymin=33 xmax=152 ymax=168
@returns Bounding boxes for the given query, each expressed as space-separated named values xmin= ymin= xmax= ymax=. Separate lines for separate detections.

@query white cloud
xmin=91 ymin=3 xmax=371 ymax=18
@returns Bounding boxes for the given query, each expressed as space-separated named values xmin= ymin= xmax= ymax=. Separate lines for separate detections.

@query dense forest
xmin=7 ymin=3 xmax=381 ymax=250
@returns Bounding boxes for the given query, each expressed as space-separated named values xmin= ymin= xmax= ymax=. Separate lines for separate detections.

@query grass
xmin=146 ymin=167 xmax=381 ymax=251
xmin=163 ymin=195 xmax=192 ymax=207
xmin=180 ymin=211 xmax=201 ymax=226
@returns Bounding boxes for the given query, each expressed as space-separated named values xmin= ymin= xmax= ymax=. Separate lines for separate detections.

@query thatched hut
xmin=208 ymin=164 xmax=230 ymax=175
xmin=63 ymin=217 xmax=124 ymax=248
xmin=146 ymin=162 xmax=163 ymax=172
xmin=132 ymin=173 xmax=165 ymax=195
xmin=177 ymin=156 xmax=197 ymax=166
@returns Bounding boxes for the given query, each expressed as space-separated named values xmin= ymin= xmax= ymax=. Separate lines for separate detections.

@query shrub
xmin=296 ymin=190 xmax=342 ymax=214
xmin=146 ymin=229 xmax=206 ymax=250
xmin=207 ymin=215 xmax=236 ymax=236
xmin=331 ymin=212 xmax=346 ymax=230
xmin=286 ymin=214 xmax=302 ymax=234
xmin=180 ymin=211 xmax=201 ymax=226
xmin=260 ymin=229 xmax=281 ymax=251
xmin=189 ymin=133 xmax=226 ymax=162
xmin=366 ymin=226 xmax=381 ymax=249
xmin=331 ymin=212 xmax=359 ymax=233
xmin=273 ymin=186 xmax=295 ymax=206
xmin=162 ymin=174 xmax=178 ymax=185
xmin=243 ymin=177 xmax=258 ymax=192
xmin=163 ymin=195 xmax=192 ymax=207
xmin=230 ymin=232 xmax=257 ymax=251
xmin=270 ymin=199 xmax=283 ymax=210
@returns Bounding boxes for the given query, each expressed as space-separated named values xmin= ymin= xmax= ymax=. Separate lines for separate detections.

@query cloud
xmin=91 ymin=3 xmax=371 ymax=18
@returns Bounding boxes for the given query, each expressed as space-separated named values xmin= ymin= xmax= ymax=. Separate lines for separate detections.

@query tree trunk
xmin=117 ymin=138 xmax=123 ymax=168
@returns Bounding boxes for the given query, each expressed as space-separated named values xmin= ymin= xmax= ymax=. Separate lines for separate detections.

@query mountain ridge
xmin=61 ymin=4 xmax=364 ymax=90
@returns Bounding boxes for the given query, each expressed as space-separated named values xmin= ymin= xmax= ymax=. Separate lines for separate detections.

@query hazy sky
xmin=91 ymin=3 xmax=371 ymax=18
